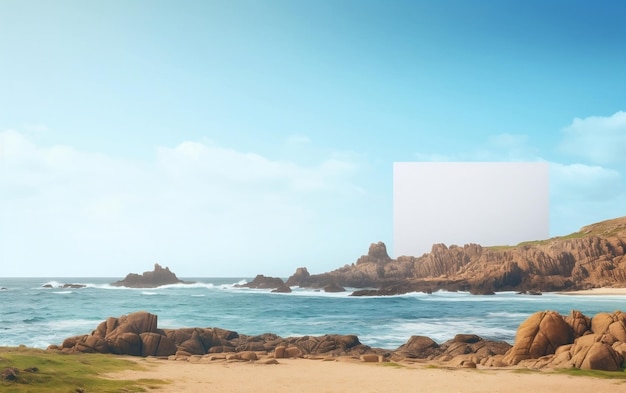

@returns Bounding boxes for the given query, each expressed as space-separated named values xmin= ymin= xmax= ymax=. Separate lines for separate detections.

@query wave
xmin=487 ymin=311 xmax=531 ymax=318
xmin=379 ymin=318 xmax=518 ymax=345
xmin=38 ymin=280 xmax=63 ymax=288
xmin=53 ymin=291 xmax=73 ymax=294
xmin=44 ymin=318 xmax=101 ymax=330
xmin=141 ymin=292 xmax=159 ymax=296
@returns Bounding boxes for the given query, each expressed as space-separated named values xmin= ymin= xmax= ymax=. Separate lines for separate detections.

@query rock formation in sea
xmin=111 ymin=263 xmax=192 ymax=288
xmin=236 ymin=275 xmax=288 ymax=290
xmin=285 ymin=216 xmax=626 ymax=295
xmin=50 ymin=309 xmax=626 ymax=371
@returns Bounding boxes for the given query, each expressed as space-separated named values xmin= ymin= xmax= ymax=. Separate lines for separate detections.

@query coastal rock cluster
xmin=280 ymin=216 xmax=626 ymax=295
xmin=49 ymin=311 xmax=377 ymax=359
xmin=50 ymin=309 xmax=626 ymax=371
xmin=239 ymin=273 xmax=346 ymax=293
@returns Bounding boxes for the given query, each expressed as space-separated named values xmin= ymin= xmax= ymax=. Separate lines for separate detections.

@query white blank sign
xmin=393 ymin=162 xmax=549 ymax=257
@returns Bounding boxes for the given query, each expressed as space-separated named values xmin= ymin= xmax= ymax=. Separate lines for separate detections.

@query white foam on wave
xmin=53 ymin=291 xmax=73 ymax=294
xmin=377 ymin=318 xmax=518 ymax=345
xmin=39 ymin=280 xmax=63 ymax=288
xmin=487 ymin=311 xmax=531 ymax=318
xmin=141 ymin=291 xmax=158 ymax=296
xmin=44 ymin=318 xmax=101 ymax=330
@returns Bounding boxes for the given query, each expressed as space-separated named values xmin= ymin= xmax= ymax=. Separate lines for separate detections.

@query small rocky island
xmin=111 ymin=263 xmax=192 ymax=288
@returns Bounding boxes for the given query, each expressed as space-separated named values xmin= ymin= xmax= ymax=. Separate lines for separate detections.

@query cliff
xmin=287 ymin=216 xmax=626 ymax=295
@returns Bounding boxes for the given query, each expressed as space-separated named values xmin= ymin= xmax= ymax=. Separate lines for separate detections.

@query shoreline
xmin=555 ymin=287 xmax=626 ymax=296
xmin=107 ymin=356 xmax=626 ymax=393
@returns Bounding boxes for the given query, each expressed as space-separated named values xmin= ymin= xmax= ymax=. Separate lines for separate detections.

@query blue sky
xmin=1 ymin=0 xmax=625 ymax=277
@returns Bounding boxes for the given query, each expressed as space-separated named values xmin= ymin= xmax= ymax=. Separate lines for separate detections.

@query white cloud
xmin=415 ymin=133 xmax=540 ymax=162
xmin=550 ymin=162 xmax=623 ymax=201
xmin=559 ymin=111 xmax=626 ymax=165
xmin=0 ymin=130 xmax=367 ymax=277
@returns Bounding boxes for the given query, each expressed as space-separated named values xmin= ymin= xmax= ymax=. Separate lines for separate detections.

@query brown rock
xmin=239 ymin=351 xmax=258 ymax=361
xmin=111 ymin=263 xmax=192 ymax=288
xmin=285 ymin=347 xmax=303 ymax=358
xmin=275 ymin=346 xmax=286 ymax=359
xmin=141 ymin=332 xmax=177 ymax=357
xmin=110 ymin=332 xmax=143 ymax=356
xmin=454 ymin=334 xmax=481 ymax=343
xmin=564 ymin=310 xmax=591 ymax=337
xmin=568 ymin=334 xmax=623 ymax=371
xmin=286 ymin=267 xmax=311 ymax=287
xmin=323 ymin=282 xmax=346 ymax=293
xmin=503 ymin=311 xmax=574 ymax=365
xmin=395 ymin=336 xmax=440 ymax=359
xmin=238 ymin=275 xmax=286 ymax=290
xmin=178 ymin=330 xmax=206 ymax=355
xmin=360 ymin=354 xmax=380 ymax=362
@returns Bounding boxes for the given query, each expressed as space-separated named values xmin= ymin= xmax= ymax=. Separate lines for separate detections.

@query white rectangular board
xmin=393 ymin=162 xmax=550 ymax=257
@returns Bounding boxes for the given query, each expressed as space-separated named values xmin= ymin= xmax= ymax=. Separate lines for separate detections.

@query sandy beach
xmin=108 ymin=357 xmax=625 ymax=393
xmin=557 ymin=287 xmax=626 ymax=296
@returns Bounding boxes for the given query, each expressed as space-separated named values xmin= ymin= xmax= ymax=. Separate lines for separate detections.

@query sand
xmin=108 ymin=357 xmax=626 ymax=393
xmin=557 ymin=287 xmax=626 ymax=295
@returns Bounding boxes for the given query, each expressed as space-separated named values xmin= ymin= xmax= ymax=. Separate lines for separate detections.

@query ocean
xmin=1 ymin=277 xmax=625 ymax=350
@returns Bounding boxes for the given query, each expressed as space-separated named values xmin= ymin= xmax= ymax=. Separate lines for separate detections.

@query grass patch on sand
xmin=380 ymin=362 xmax=405 ymax=368
xmin=0 ymin=346 xmax=168 ymax=392
xmin=553 ymin=368 xmax=626 ymax=380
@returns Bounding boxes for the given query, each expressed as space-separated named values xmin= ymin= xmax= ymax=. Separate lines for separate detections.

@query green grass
xmin=0 ymin=346 xmax=168 ymax=393
xmin=554 ymin=367 xmax=626 ymax=380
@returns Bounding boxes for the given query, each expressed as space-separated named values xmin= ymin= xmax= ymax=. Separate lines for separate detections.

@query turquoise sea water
xmin=1 ymin=277 xmax=626 ymax=350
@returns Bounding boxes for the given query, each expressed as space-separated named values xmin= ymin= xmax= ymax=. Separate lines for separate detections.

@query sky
xmin=1 ymin=0 xmax=625 ymax=277
xmin=394 ymin=162 xmax=549 ymax=256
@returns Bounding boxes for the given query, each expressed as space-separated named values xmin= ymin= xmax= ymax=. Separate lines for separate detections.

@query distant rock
xmin=63 ymin=284 xmax=86 ymax=289
xmin=285 ymin=267 xmax=311 ymax=287
xmin=237 ymin=275 xmax=286 ymax=290
xmin=111 ymin=264 xmax=192 ymax=288
xmin=323 ymin=282 xmax=345 ymax=293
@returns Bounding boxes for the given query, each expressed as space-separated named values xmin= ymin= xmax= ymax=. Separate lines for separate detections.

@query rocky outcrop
xmin=285 ymin=216 xmax=626 ymax=295
xmin=51 ymin=309 xmax=626 ymax=371
xmin=51 ymin=311 xmax=378 ymax=359
xmin=503 ymin=311 xmax=574 ymax=365
xmin=505 ymin=310 xmax=626 ymax=371
xmin=323 ymin=282 xmax=345 ymax=293
xmin=237 ymin=275 xmax=287 ymax=290
xmin=111 ymin=264 xmax=192 ymax=288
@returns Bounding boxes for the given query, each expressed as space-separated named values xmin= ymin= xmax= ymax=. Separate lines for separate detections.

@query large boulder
xmin=394 ymin=335 xmax=440 ymax=359
xmin=564 ymin=310 xmax=591 ymax=338
xmin=591 ymin=311 xmax=626 ymax=342
xmin=566 ymin=334 xmax=623 ymax=371
xmin=503 ymin=311 xmax=574 ymax=365
xmin=140 ymin=332 xmax=178 ymax=356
